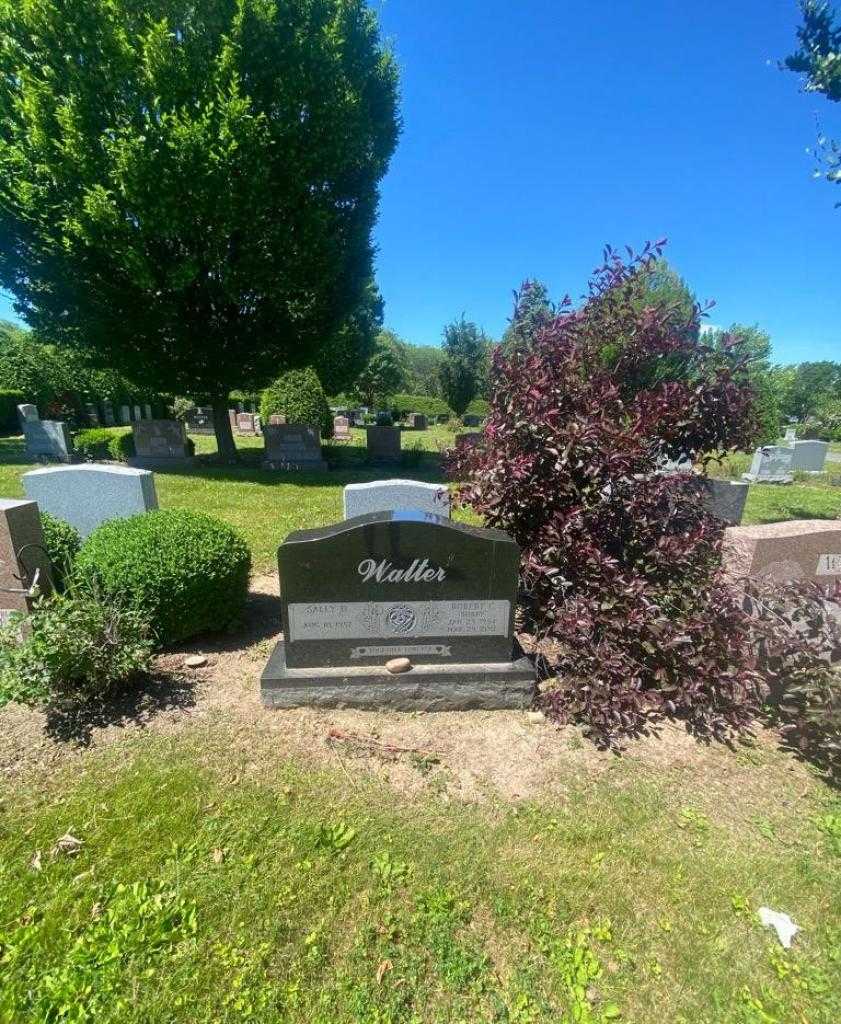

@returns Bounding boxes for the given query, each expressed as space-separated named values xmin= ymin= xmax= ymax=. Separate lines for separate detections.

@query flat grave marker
xmin=261 ymin=510 xmax=535 ymax=710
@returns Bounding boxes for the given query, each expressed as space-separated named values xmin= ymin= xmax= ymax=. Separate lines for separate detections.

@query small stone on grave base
xmin=385 ymin=657 xmax=412 ymax=674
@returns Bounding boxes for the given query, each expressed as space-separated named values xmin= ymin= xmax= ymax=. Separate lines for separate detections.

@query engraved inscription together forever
xmin=287 ymin=599 xmax=510 ymax=642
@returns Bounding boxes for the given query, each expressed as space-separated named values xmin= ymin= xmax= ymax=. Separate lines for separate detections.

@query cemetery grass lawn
xmin=0 ymin=431 xmax=838 ymax=570
xmin=1 ymin=724 xmax=840 ymax=1023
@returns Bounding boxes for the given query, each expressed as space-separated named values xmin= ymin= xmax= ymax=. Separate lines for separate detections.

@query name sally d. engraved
xmin=287 ymin=599 xmax=510 ymax=642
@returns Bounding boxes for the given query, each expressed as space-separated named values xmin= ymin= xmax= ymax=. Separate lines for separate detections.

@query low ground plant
xmin=39 ymin=511 xmax=81 ymax=591
xmin=0 ymin=582 xmax=152 ymax=708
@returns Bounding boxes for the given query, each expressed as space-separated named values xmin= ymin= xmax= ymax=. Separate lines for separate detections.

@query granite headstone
xmin=366 ymin=425 xmax=401 ymax=464
xmin=0 ymin=498 xmax=53 ymax=624
xmin=23 ymin=464 xmax=158 ymax=538
xmin=131 ymin=419 xmax=192 ymax=467
xmin=261 ymin=510 xmax=535 ymax=709
xmin=333 ymin=415 xmax=351 ymax=440
xmin=343 ymin=479 xmax=450 ymax=520
xmin=743 ymin=445 xmax=794 ymax=483
xmin=23 ymin=420 xmax=73 ymax=463
xmin=699 ymin=478 xmax=749 ymax=526
xmin=724 ymin=520 xmax=841 ymax=585
xmin=16 ymin=404 xmax=38 ymax=431
xmin=263 ymin=424 xmax=327 ymax=470
xmin=791 ymin=440 xmax=828 ymax=473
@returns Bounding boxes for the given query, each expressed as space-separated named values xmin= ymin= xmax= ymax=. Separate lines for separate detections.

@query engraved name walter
xmin=358 ymin=556 xmax=446 ymax=583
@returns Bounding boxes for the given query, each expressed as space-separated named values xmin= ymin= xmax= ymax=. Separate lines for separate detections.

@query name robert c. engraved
xmin=357 ymin=557 xmax=446 ymax=583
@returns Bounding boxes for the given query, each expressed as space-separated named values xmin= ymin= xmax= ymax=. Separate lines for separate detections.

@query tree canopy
xmin=785 ymin=1 xmax=841 ymax=201
xmin=351 ymin=330 xmax=406 ymax=409
xmin=0 ymin=0 xmax=400 ymax=455
xmin=439 ymin=316 xmax=490 ymax=416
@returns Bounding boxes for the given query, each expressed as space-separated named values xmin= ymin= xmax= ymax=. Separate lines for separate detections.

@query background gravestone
xmin=236 ymin=412 xmax=258 ymax=435
xmin=407 ymin=413 xmax=427 ymax=430
xmin=462 ymin=414 xmax=483 ymax=427
xmin=724 ymin=520 xmax=841 ymax=585
xmin=102 ymin=401 xmax=116 ymax=427
xmin=791 ymin=440 xmax=828 ymax=473
xmin=185 ymin=406 xmax=215 ymax=435
xmin=344 ymin=479 xmax=451 ymax=519
xmin=261 ymin=510 xmax=534 ymax=709
xmin=0 ymin=498 xmax=53 ymax=624
xmin=133 ymin=404 xmax=142 ymax=421
xmin=16 ymin=403 xmax=38 ymax=431
xmin=120 ymin=405 xmax=131 ymax=424
xmin=131 ymin=419 xmax=192 ymax=467
xmin=784 ymin=427 xmax=797 ymax=443
xmin=742 ymin=446 xmax=794 ymax=483
xmin=263 ymin=424 xmax=327 ymax=470
xmin=23 ymin=420 xmax=73 ymax=463
xmin=366 ymin=425 xmax=401 ymax=464
xmin=24 ymin=464 xmax=158 ymax=538
xmin=333 ymin=415 xmax=351 ymax=440
xmin=699 ymin=478 xmax=749 ymax=526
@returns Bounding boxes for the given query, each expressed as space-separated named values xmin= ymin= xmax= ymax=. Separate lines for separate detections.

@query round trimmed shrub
xmin=76 ymin=509 xmax=251 ymax=646
xmin=108 ymin=429 xmax=135 ymax=461
xmin=260 ymin=367 xmax=333 ymax=439
xmin=39 ymin=512 xmax=81 ymax=592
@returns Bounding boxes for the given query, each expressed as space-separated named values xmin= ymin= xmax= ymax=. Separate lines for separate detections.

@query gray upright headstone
xmin=102 ymin=401 xmax=116 ymax=427
xmin=119 ymin=405 xmax=131 ymax=425
xmin=23 ymin=420 xmax=73 ymax=463
xmin=261 ymin=511 xmax=534 ymax=710
xmin=743 ymin=446 xmax=794 ymax=483
xmin=344 ymin=479 xmax=450 ymax=520
xmin=23 ymin=464 xmax=158 ymax=538
xmin=263 ymin=424 xmax=327 ymax=470
xmin=365 ymin=425 xmax=401 ymax=464
xmin=131 ymin=419 xmax=192 ymax=467
xmin=791 ymin=440 xmax=828 ymax=473
xmin=699 ymin=478 xmax=749 ymax=526
xmin=16 ymin=404 xmax=39 ymax=431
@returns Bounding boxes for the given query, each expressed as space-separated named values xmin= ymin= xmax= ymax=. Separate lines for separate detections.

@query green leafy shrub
xmin=0 ymin=585 xmax=152 ymax=708
xmin=76 ymin=510 xmax=251 ymax=646
xmin=260 ymin=368 xmax=333 ymax=439
xmin=74 ymin=426 xmax=114 ymax=461
xmin=463 ymin=397 xmax=490 ymax=419
xmin=108 ymin=429 xmax=135 ymax=461
xmin=39 ymin=512 xmax=80 ymax=591
xmin=390 ymin=393 xmax=453 ymax=420
xmin=0 ymin=387 xmax=26 ymax=433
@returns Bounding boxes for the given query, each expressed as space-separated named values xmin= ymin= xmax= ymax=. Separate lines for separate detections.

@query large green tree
xmin=351 ymin=329 xmax=406 ymax=409
xmin=785 ymin=1 xmax=841 ymax=202
xmin=439 ymin=316 xmax=489 ymax=416
xmin=0 ymin=0 xmax=399 ymax=458
xmin=704 ymin=324 xmax=781 ymax=443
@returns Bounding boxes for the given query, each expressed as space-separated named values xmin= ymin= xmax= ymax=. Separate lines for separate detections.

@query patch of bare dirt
xmin=0 ymin=574 xmax=821 ymax=812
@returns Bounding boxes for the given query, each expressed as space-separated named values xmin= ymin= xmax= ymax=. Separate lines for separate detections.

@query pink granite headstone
xmin=723 ymin=520 xmax=841 ymax=584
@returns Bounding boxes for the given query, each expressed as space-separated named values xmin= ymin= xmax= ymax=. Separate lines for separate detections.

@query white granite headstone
xmin=743 ymin=446 xmax=794 ymax=483
xmin=343 ymin=479 xmax=451 ymax=520
xmin=23 ymin=464 xmax=158 ymax=538
xmin=791 ymin=440 xmax=828 ymax=473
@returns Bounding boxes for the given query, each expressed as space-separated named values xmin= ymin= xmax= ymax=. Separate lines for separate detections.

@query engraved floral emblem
xmin=386 ymin=604 xmax=417 ymax=635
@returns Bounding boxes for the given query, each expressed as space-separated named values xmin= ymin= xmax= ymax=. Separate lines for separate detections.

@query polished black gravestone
xmin=261 ymin=511 xmax=535 ymax=709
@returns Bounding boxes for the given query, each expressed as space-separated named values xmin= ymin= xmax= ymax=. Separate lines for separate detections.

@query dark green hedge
xmin=390 ymin=393 xmax=453 ymax=419
xmin=260 ymin=367 xmax=333 ymax=439
xmin=76 ymin=509 xmax=251 ymax=646
xmin=74 ymin=427 xmax=135 ymax=462
xmin=0 ymin=389 xmax=26 ymax=433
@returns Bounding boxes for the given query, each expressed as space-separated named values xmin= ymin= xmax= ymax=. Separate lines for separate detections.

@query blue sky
xmin=2 ymin=0 xmax=838 ymax=364
xmin=371 ymin=0 xmax=840 ymax=362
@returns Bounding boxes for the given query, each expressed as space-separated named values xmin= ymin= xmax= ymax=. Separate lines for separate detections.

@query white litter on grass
xmin=758 ymin=907 xmax=801 ymax=948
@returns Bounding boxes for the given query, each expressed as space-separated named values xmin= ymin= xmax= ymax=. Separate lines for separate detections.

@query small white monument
xmin=343 ymin=479 xmax=451 ymax=520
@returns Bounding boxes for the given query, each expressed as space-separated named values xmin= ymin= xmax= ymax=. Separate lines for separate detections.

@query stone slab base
xmin=261 ymin=641 xmax=536 ymax=711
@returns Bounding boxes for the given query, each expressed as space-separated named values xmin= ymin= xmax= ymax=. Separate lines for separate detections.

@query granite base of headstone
xmin=344 ymin=479 xmax=450 ymax=519
xmin=261 ymin=511 xmax=535 ymax=710
xmin=263 ymin=424 xmax=327 ymax=471
xmin=366 ymin=425 xmax=401 ymax=464
xmin=0 ymin=498 xmax=53 ymax=624
xmin=724 ymin=520 xmax=841 ymax=585
xmin=742 ymin=445 xmax=794 ymax=484
xmin=23 ymin=420 xmax=74 ymax=463
xmin=23 ymin=464 xmax=158 ymax=538
xmin=699 ymin=478 xmax=749 ymax=526
xmin=791 ymin=440 xmax=828 ymax=473
xmin=130 ymin=419 xmax=193 ymax=467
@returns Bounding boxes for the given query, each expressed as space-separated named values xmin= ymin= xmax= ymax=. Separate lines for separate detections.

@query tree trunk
xmin=212 ymin=398 xmax=238 ymax=463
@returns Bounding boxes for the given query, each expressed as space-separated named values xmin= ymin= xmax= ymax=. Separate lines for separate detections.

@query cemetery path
xmin=0 ymin=580 xmax=818 ymax=825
